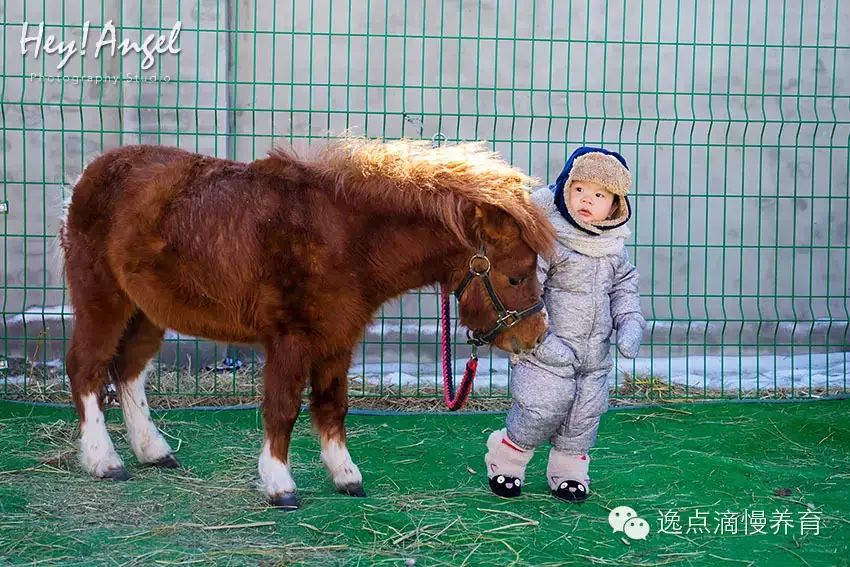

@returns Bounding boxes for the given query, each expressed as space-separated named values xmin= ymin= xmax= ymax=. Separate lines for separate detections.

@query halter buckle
xmin=496 ymin=310 xmax=522 ymax=328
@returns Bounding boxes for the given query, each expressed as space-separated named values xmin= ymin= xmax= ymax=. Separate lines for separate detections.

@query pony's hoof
xmin=551 ymin=480 xmax=588 ymax=502
xmin=338 ymin=483 xmax=367 ymax=497
xmin=149 ymin=455 xmax=181 ymax=469
xmin=488 ymin=475 xmax=522 ymax=497
xmin=269 ymin=492 xmax=300 ymax=510
xmin=100 ymin=466 xmax=131 ymax=481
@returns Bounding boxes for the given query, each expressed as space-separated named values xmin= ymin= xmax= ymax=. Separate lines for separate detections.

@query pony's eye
xmin=508 ymin=276 xmax=525 ymax=286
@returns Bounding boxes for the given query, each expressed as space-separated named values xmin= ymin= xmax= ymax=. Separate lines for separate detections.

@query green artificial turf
xmin=0 ymin=400 xmax=848 ymax=566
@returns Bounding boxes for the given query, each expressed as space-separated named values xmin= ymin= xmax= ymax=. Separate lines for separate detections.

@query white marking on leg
xmin=258 ymin=439 xmax=296 ymax=497
xmin=320 ymin=438 xmax=362 ymax=488
xmin=118 ymin=365 xmax=173 ymax=464
xmin=78 ymin=392 xmax=125 ymax=477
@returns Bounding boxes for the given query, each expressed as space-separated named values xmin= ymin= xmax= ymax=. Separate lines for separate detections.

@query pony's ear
xmin=470 ymin=204 xmax=522 ymax=244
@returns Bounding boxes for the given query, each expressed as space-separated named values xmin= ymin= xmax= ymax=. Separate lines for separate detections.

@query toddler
xmin=484 ymin=146 xmax=645 ymax=502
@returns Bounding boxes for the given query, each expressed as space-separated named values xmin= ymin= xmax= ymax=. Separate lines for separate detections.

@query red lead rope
xmin=440 ymin=286 xmax=479 ymax=411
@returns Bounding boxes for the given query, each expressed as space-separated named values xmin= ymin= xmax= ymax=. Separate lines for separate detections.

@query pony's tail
xmin=53 ymin=173 xmax=81 ymax=286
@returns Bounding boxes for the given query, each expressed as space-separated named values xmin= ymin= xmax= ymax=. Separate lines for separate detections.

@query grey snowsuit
xmin=506 ymin=187 xmax=645 ymax=454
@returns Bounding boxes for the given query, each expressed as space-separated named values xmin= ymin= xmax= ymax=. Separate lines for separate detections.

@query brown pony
xmin=60 ymin=138 xmax=555 ymax=509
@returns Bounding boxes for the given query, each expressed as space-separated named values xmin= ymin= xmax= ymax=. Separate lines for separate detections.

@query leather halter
xmin=453 ymin=246 xmax=545 ymax=346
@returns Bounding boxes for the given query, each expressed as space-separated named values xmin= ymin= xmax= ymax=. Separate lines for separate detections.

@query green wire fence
xmin=1 ymin=0 xmax=848 ymax=404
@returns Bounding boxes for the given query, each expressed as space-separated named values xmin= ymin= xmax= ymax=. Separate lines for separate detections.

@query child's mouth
xmin=578 ymin=208 xmax=592 ymax=217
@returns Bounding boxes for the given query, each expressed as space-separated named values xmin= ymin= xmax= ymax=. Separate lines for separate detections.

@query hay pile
xmin=0 ymin=358 xmax=838 ymax=410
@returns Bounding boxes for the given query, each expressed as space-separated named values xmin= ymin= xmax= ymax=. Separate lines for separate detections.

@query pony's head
xmin=311 ymin=137 xmax=556 ymax=353
xmin=451 ymin=202 xmax=553 ymax=353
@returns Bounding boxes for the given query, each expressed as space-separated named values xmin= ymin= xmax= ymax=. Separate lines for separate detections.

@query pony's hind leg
xmin=310 ymin=350 xmax=364 ymax=496
xmin=66 ymin=290 xmax=135 ymax=480
xmin=112 ymin=313 xmax=177 ymax=468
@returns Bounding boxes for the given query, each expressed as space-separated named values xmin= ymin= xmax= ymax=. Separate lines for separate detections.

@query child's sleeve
xmin=536 ymin=250 xmax=552 ymax=287
xmin=610 ymin=248 xmax=646 ymax=359
xmin=610 ymin=248 xmax=645 ymax=329
xmin=526 ymin=251 xmax=578 ymax=368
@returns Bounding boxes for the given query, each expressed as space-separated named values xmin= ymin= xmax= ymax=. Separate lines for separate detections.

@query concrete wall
xmin=2 ymin=0 xmax=848 ymax=370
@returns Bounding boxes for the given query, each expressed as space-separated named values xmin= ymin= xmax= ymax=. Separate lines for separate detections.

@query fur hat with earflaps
xmin=550 ymin=146 xmax=633 ymax=235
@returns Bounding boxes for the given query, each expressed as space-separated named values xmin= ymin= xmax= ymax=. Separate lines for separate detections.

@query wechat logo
xmin=609 ymin=506 xmax=650 ymax=540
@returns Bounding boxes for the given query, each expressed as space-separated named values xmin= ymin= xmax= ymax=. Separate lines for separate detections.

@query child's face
xmin=567 ymin=180 xmax=616 ymax=223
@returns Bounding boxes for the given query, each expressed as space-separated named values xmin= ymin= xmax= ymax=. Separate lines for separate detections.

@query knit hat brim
xmin=566 ymin=152 xmax=632 ymax=197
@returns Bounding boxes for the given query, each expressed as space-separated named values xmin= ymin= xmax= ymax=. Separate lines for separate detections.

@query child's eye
xmin=508 ymin=276 xmax=525 ymax=286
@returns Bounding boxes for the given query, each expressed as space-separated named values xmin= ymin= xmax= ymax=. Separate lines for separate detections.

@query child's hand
xmin=616 ymin=318 xmax=643 ymax=359
xmin=532 ymin=332 xmax=577 ymax=368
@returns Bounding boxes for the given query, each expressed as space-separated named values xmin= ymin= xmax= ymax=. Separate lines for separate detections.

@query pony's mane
xmin=268 ymin=137 xmax=554 ymax=253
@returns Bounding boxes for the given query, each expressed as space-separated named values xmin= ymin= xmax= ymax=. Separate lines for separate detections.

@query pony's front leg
xmin=259 ymin=336 xmax=309 ymax=510
xmin=310 ymin=350 xmax=364 ymax=496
